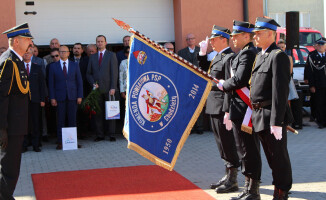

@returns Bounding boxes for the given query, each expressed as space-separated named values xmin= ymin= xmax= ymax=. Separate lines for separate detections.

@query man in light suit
xmin=48 ymin=46 xmax=83 ymax=149
xmin=87 ymin=35 xmax=118 ymax=142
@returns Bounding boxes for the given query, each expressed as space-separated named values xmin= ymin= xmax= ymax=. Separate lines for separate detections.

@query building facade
xmin=265 ymin=0 xmax=325 ymax=35
xmin=0 ymin=0 xmax=263 ymax=51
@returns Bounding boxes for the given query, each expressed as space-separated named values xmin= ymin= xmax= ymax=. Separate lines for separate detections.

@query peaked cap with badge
xmin=231 ymin=20 xmax=255 ymax=35
xmin=253 ymin=17 xmax=280 ymax=31
xmin=209 ymin=25 xmax=231 ymax=39
xmin=2 ymin=22 xmax=33 ymax=39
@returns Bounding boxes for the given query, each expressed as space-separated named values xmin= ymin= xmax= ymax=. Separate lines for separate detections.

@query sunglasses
xmin=51 ymin=55 xmax=59 ymax=58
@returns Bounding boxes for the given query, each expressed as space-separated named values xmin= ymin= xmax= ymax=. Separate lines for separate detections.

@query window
xmin=300 ymin=12 xmax=310 ymax=27
xmin=269 ymin=13 xmax=285 ymax=27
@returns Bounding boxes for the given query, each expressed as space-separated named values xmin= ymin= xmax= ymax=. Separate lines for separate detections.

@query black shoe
xmin=94 ymin=137 xmax=105 ymax=142
xmin=215 ymin=182 xmax=238 ymax=193
xmin=22 ymin=147 xmax=28 ymax=153
xmin=215 ymin=168 xmax=238 ymax=193
xmin=210 ymin=175 xmax=227 ymax=189
xmin=317 ymin=122 xmax=324 ymax=129
xmin=56 ymin=144 xmax=62 ymax=150
xmin=33 ymin=147 xmax=41 ymax=152
xmin=196 ymin=131 xmax=204 ymax=135
xmin=42 ymin=136 xmax=49 ymax=142
xmin=109 ymin=136 xmax=116 ymax=142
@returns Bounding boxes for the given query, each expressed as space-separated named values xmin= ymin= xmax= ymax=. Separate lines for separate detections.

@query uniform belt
xmin=251 ymin=100 xmax=272 ymax=110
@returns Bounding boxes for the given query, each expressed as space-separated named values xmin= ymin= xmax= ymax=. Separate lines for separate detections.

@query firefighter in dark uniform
xmin=250 ymin=17 xmax=293 ymax=200
xmin=0 ymin=23 xmax=33 ymax=200
xmin=197 ymin=26 xmax=240 ymax=194
xmin=217 ymin=20 xmax=261 ymax=200
xmin=304 ymin=38 xmax=326 ymax=128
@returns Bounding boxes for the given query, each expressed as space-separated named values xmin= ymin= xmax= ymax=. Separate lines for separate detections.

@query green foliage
xmin=81 ymin=88 xmax=101 ymax=115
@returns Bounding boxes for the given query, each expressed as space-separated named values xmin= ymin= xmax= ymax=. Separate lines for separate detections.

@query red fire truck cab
xmin=276 ymin=27 xmax=323 ymax=52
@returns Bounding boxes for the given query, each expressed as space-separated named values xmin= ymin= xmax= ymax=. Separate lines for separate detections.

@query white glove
xmin=199 ymin=37 xmax=209 ymax=56
xmin=217 ymin=80 xmax=224 ymax=91
xmin=223 ymin=112 xmax=232 ymax=131
xmin=270 ymin=125 xmax=282 ymax=140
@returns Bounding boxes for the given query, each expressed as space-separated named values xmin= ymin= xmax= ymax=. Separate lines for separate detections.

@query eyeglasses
xmin=186 ymin=38 xmax=195 ymax=41
xmin=167 ymin=48 xmax=174 ymax=51
xmin=59 ymin=51 xmax=69 ymax=53
xmin=51 ymin=55 xmax=59 ymax=58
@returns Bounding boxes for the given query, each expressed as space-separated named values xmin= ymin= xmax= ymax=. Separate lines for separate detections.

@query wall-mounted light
xmin=24 ymin=11 xmax=37 ymax=15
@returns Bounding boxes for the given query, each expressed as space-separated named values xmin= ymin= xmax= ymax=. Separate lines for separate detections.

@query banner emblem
xmin=133 ymin=50 xmax=147 ymax=65
xmin=129 ymin=72 xmax=178 ymax=133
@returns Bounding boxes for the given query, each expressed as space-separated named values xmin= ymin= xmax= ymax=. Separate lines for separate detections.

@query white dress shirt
xmin=60 ymin=59 xmax=69 ymax=73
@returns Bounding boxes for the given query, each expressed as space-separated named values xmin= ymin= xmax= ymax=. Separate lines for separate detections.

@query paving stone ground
xmin=14 ymin=116 xmax=326 ymax=200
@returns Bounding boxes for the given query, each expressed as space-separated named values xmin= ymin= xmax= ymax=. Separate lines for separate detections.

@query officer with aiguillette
xmin=304 ymin=38 xmax=326 ymax=129
xmin=0 ymin=23 xmax=33 ymax=200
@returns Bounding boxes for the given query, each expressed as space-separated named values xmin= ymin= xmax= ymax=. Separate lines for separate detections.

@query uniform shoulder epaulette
xmin=275 ymin=49 xmax=282 ymax=54
xmin=243 ymin=45 xmax=249 ymax=50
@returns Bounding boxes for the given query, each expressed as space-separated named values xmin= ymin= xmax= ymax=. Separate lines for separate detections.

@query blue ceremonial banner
xmin=123 ymin=35 xmax=212 ymax=170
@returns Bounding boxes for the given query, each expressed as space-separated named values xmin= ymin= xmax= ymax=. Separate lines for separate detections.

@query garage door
xmin=15 ymin=0 xmax=175 ymax=45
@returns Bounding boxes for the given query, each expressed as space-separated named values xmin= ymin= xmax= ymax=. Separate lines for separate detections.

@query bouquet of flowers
xmin=81 ymin=88 xmax=101 ymax=118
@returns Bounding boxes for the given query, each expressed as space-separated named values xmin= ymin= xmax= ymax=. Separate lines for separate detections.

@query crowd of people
xmin=1 ymin=15 xmax=325 ymax=199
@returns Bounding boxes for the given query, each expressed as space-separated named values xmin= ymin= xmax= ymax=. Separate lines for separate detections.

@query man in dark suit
xmin=87 ymin=35 xmax=118 ymax=142
xmin=71 ymin=43 xmax=91 ymax=138
xmin=197 ymin=26 xmax=240 ymax=194
xmin=178 ymin=33 xmax=203 ymax=134
xmin=250 ymin=17 xmax=292 ymax=200
xmin=22 ymin=48 xmax=46 ymax=152
xmin=0 ymin=23 xmax=33 ymax=200
xmin=217 ymin=21 xmax=261 ymax=199
xmin=305 ymin=38 xmax=326 ymax=128
xmin=48 ymin=46 xmax=83 ymax=149
xmin=116 ymin=35 xmax=130 ymax=66
xmin=31 ymin=45 xmax=45 ymax=75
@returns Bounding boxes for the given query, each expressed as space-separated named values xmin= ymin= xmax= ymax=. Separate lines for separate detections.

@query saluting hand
xmin=77 ymin=98 xmax=82 ymax=105
xmin=199 ymin=37 xmax=209 ymax=56
xmin=0 ymin=129 xmax=8 ymax=150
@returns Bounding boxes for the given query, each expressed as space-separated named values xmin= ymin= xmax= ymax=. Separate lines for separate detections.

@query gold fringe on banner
xmin=125 ymin=34 xmax=212 ymax=171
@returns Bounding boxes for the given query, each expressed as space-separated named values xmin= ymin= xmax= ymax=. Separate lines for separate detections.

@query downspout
xmin=243 ymin=0 xmax=248 ymax=21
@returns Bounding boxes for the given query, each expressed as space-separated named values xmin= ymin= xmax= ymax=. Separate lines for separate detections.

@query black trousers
xmin=314 ymin=87 xmax=326 ymax=124
xmin=95 ymin=93 xmax=116 ymax=138
xmin=232 ymin=120 xmax=261 ymax=180
xmin=256 ymin=127 xmax=292 ymax=191
xmin=0 ymin=135 xmax=24 ymax=200
xmin=210 ymin=114 xmax=240 ymax=169
xmin=24 ymin=102 xmax=41 ymax=148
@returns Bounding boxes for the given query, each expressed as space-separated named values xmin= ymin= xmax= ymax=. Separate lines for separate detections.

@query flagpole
xmin=112 ymin=18 xmax=298 ymax=135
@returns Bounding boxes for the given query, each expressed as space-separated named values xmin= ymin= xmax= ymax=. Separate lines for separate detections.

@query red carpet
xmin=32 ymin=165 xmax=215 ymax=200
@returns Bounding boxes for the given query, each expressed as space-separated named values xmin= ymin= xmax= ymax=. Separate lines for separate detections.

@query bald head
xmin=186 ymin=33 xmax=196 ymax=48
xmin=50 ymin=38 xmax=60 ymax=49
xmin=164 ymin=42 xmax=174 ymax=52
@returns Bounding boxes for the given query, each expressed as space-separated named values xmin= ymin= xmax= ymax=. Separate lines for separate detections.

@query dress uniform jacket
xmin=223 ymin=42 xmax=257 ymax=121
xmin=198 ymin=48 xmax=234 ymax=115
xmin=305 ymin=50 xmax=326 ymax=88
xmin=250 ymin=43 xmax=292 ymax=132
xmin=0 ymin=49 xmax=29 ymax=135
xmin=0 ymin=49 xmax=29 ymax=199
